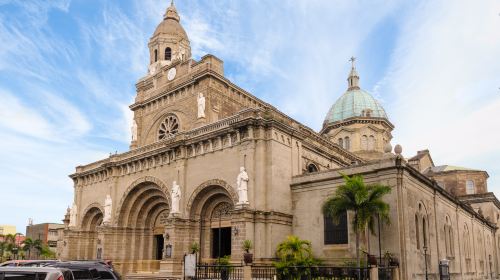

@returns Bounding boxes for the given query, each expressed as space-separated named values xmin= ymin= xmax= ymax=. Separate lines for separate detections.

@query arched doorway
xmin=116 ymin=181 xmax=170 ymax=261
xmin=80 ymin=206 xmax=103 ymax=259
xmin=188 ymin=184 xmax=236 ymax=261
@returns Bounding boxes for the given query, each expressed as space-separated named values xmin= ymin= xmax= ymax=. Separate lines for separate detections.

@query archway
xmin=188 ymin=184 xmax=235 ymax=260
xmin=116 ymin=180 xmax=170 ymax=260
xmin=80 ymin=205 xmax=103 ymax=259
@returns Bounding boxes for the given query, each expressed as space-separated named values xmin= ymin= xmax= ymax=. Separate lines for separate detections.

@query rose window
xmin=158 ymin=115 xmax=179 ymax=140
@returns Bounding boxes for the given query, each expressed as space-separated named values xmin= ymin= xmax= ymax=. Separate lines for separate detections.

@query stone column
xmin=160 ymin=217 xmax=195 ymax=277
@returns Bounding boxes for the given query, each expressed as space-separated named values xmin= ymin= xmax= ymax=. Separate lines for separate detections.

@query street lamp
xmin=423 ymin=246 xmax=429 ymax=280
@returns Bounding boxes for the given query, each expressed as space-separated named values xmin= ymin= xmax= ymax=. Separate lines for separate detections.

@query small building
xmin=0 ymin=225 xmax=17 ymax=236
xmin=26 ymin=223 xmax=65 ymax=253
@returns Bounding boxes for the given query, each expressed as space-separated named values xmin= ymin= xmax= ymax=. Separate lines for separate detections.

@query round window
xmin=158 ymin=115 xmax=179 ymax=140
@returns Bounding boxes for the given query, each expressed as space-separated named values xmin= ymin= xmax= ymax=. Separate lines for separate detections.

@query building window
xmin=466 ymin=180 xmax=475 ymax=194
xmin=368 ymin=135 xmax=375 ymax=150
xmin=415 ymin=215 xmax=420 ymax=250
xmin=361 ymin=135 xmax=368 ymax=150
xmin=422 ymin=217 xmax=427 ymax=247
xmin=158 ymin=115 xmax=179 ymax=140
xmin=338 ymin=138 xmax=343 ymax=148
xmin=344 ymin=137 xmax=351 ymax=150
xmin=444 ymin=216 xmax=454 ymax=257
xmin=307 ymin=163 xmax=318 ymax=173
xmin=324 ymin=211 xmax=348 ymax=245
xmin=165 ymin=47 xmax=172 ymax=61
xmin=154 ymin=49 xmax=158 ymax=62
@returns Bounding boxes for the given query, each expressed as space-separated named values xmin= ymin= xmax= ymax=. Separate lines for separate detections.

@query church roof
xmin=324 ymin=88 xmax=388 ymax=124
xmin=323 ymin=58 xmax=388 ymax=126
xmin=425 ymin=165 xmax=480 ymax=173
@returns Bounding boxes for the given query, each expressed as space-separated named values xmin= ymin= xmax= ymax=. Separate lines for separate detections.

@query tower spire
xmin=347 ymin=56 xmax=360 ymax=91
xmin=164 ymin=0 xmax=180 ymax=21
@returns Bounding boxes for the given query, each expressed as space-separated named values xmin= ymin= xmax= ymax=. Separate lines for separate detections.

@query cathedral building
xmin=60 ymin=3 xmax=500 ymax=280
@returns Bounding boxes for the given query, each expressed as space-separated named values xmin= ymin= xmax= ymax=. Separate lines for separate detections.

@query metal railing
xmin=252 ymin=265 xmax=371 ymax=280
xmin=378 ymin=267 xmax=395 ymax=280
xmin=251 ymin=265 xmax=276 ymax=279
xmin=195 ymin=264 xmax=244 ymax=280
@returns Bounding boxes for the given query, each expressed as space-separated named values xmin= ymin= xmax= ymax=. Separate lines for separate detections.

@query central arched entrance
xmin=188 ymin=183 xmax=237 ymax=261
xmin=116 ymin=180 xmax=170 ymax=261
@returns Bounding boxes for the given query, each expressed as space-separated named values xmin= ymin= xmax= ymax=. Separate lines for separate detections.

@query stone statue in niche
xmin=170 ymin=181 xmax=181 ymax=215
xmin=103 ymin=194 xmax=112 ymax=225
xmin=69 ymin=202 xmax=78 ymax=227
xmin=131 ymin=120 xmax=138 ymax=141
xmin=236 ymin=167 xmax=249 ymax=205
xmin=197 ymin=93 xmax=206 ymax=119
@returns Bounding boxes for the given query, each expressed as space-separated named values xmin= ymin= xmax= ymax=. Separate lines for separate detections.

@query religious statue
xmin=170 ymin=181 xmax=181 ymax=214
xmin=197 ymin=93 xmax=206 ymax=119
xmin=236 ymin=167 xmax=249 ymax=205
xmin=103 ymin=194 xmax=113 ymax=225
xmin=69 ymin=202 xmax=78 ymax=227
xmin=131 ymin=120 xmax=138 ymax=142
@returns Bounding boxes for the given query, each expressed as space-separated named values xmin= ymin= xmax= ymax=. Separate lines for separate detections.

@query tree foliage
xmin=322 ymin=174 xmax=391 ymax=270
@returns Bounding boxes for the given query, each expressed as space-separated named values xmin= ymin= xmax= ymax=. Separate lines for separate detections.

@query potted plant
xmin=384 ymin=251 xmax=399 ymax=267
xmin=190 ymin=242 xmax=200 ymax=254
xmin=216 ymin=255 xmax=232 ymax=280
xmin=368 ymin=254 xmax=377 ymax=266
xmin=242 ymin=240 xmax=253 ymax=265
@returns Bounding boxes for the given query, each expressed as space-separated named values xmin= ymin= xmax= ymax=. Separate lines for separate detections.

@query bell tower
xmin=147 ymin=1 xmax=192 ymax=75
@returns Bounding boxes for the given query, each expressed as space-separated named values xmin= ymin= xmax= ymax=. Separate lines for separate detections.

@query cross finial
xmin=350 ymin=56 xmax=356 ymax=69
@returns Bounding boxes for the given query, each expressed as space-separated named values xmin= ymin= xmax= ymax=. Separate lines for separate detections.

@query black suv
xmin=48 ymin=262 xmax=120 ymax=280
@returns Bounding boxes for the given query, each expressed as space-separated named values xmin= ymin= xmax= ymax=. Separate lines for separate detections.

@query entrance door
xmin=211 ymin=227 xmax=231 ymax=258
xmin=154 ymin=234 xmax=164 ymax=260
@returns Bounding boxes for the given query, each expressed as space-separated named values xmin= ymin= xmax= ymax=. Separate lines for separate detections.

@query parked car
xmin=67 ymin=262 xmax=119 ymax=280
xmin=47 ymin=262 xmax=108 ymax=280
xmin=0 ymin=260 xmax=29 ymax=267
xmin=0 ymin=266 xmax=74 ymax=280
xmin=19 ymin=260 xmax=59 ymax=267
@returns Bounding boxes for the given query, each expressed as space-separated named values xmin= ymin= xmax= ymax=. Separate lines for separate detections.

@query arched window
xmin=338 ymin=138 xmax=343 ymax=148
xmin=165 ymin=47 xmax=172 ymax=61
xmin=307 ymin=163 xmax=318 ymax=173
xmin=361 ymin=135 xmax=368 ymax=150
xmin=344 ymin=137 xmax=351 ymax=150
xmin=466 ymin=180 xmax=475 ymax=194
xmin=368 ymin=135 xmax=375 ymax=150
xmin=444 ymin=216 xmax=454 ymax=257
xmin=324 ymin=211 xmax=348 ymax=245
xmin=422 ymin=217 xmax=427 ymax=247
xmin=415 ymin=214 xmax=420 ymax=249
xmin=154 ymin=49 xmax=158 ymax=62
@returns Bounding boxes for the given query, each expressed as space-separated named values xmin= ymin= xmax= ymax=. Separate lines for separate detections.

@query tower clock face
xmin=167 ymin=67 xmax=177 ymax=81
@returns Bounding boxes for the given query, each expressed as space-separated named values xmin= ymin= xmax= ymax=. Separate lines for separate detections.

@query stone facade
xmin=60 ymin=3 xmax=500 ymax=280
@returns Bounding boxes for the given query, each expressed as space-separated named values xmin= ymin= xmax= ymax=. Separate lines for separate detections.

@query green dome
xmin=324 ymin=88 xmax=388 ymax=125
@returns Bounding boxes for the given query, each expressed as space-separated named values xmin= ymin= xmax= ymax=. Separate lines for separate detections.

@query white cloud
xmin=0 ymin=89 xmax=53 ymax=140
xmin=378 ymin=0 xmax=500 ymax=191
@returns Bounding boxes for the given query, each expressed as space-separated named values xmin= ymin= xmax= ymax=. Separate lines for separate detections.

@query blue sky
xmin=0 ymin=0 xmax=499 ymax=234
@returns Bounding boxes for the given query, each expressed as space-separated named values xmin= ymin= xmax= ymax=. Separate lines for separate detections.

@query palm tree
xmin=33 ymin=239 xmax=43 ymax=259
xmin=322 ymin=174 xmax=391 ymax=271
xmin=23 ymin=238 xmax=34 ymax=259
xmin=276 ymin=235 xmax=313 ymax=263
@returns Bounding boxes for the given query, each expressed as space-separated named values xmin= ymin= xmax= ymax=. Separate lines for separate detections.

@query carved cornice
xmin=70 ymin=108 xmax=362 ymax=184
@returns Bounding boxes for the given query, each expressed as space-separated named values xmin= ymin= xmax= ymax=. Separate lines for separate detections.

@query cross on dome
xmin=347 ymin=56 xmax=360 ymax=90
